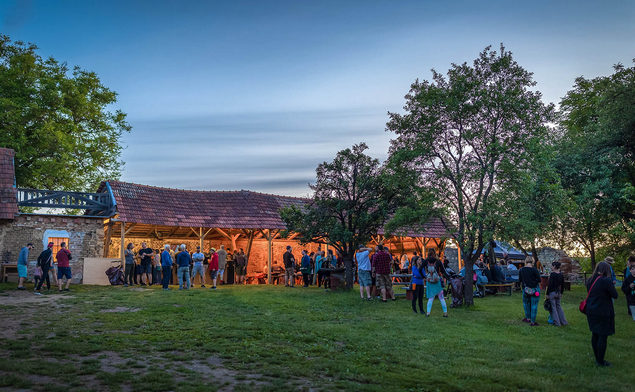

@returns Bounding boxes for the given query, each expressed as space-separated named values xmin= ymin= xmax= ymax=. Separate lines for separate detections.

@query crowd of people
xmin=13 ymin=240 xmax=635 ymax=367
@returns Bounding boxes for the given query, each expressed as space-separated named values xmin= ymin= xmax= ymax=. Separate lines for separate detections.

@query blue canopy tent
xmin=473 ymin=241 xmax=529 ymax=260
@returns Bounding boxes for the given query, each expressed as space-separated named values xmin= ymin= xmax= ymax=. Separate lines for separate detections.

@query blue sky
xmin=1 ymin=0 xmax=633 ymax=196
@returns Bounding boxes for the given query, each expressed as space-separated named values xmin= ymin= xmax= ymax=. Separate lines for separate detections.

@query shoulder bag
xmin=579 ymin=276 xmax=600 ymax=314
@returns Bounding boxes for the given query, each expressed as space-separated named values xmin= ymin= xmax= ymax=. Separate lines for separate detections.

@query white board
xmin=83 ymin=257 xmax=120 ymax=285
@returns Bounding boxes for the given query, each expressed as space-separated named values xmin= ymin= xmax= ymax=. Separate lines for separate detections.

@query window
xmin=49 ymin=237 xmax=69 ymax=263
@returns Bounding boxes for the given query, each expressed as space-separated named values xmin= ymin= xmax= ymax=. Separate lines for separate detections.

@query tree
xmin=493 ymin=143 xmax=568 ymax=261
xmin=387 ymin=45 xmax=555 ymax=305
xmin=280 ymin=143 xmax=397 ymax=289
xmin=0 ymin=35 xmax=131 ymax=192
xmin=555 ymin=62 xmax=635 ymax=269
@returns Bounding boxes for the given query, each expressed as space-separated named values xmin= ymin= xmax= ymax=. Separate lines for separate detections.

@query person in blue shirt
xmin=300 ymin=250 xmax=311 ymax=287
xmin=160 ymin=245 xmax=173 ymax=290
xmin=411 ymin=256 xmax=426 ymax=314
xmin=176 ymin=244 xmax=191 ymax=290
xmin=355 ymin=246 xmax=373 ymax=300
xmin=191 ymin=246 xmax=206 ymax=288
xmin=17 ymin=243 xmax=34 ymax=290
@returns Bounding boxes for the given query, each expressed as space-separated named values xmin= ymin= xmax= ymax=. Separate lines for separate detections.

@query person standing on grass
xmin=355 ymin=245 xmax=373 ymax=300
xmin=56 ymin=242 xmax=72 ymax=292
xmin=217 ymin=245 xmax=227 ymax=284
xmin=153 ymin=249 xmax=162 ymax=285
xmin=411 ymin=255 xmax=426 ymax=314
xmin=300 ymin=250 xmax=311 ymax=287
xmin=621 ymin=264 xmax=635 ymax=321
xmin=191 ymin=246 xmax=206 ymax=288
xmin=425 ymin=249 xmax=448 ymax=317
xmin=138 ymin=242 xmax=154 ymax=286
xmin=161 ymin=245 xmax=173 ymax=290
xmin=176 ymin=244 xmax=191 ymax=290
xmin=372 ymin=245 xmax=394 ymax=302
xmin=283 ymin=246 xmax=296 ymax=287
xmin=315 ymin=251 xmax=325 ymax=287
xmin=546 ymin=261 xmax=568 ymax=326
xmin=236 ymin=249 xmax=247 ymax=284
xmin=519 ymin=259 xmax=541 ymax=326
xmin=208 ymin=248 xmax=219 ymax=289
xmin=16 ymin=243 xmax=33 ymax=290
xmin=123 ymin=243 xmax=135 ymax=287
xmin=585 ymin=261 xmax=618 ymax=366
xmin=35 ymin=242 xmax=54 ymax=294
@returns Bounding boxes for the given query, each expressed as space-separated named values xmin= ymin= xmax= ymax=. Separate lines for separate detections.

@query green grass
xmin=0 ymin=282 xmax=633 ymax=391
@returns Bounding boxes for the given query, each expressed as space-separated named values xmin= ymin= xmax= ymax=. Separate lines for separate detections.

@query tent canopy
xmin=473 ymin=240 xmax=529 ymax=260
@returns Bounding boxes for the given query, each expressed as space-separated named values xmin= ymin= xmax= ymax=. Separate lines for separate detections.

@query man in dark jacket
xmin=35 ymin=242 xmax=54 ymax=294
xmin=519 ymin=260 xmax=541 ymax=326
xmin=283 ymin=246 xmax=296 ymax=287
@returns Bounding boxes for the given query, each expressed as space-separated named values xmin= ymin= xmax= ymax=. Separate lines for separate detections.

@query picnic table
xmin=391 ymin=273 xmax=412 ymax=297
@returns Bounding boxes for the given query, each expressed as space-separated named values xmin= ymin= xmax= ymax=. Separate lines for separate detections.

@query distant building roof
xmin=102 ymin=180 xmax=452 ymax=238
xmin=0 ymin=148 xmax=17 ymax=220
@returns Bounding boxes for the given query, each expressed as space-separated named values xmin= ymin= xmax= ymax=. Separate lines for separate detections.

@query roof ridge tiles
xmin=107 ymin=180 xmax=310 ymax=201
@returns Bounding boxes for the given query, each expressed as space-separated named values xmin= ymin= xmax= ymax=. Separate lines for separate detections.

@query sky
xmin=1 ymin=0 xmax=633 ymax=196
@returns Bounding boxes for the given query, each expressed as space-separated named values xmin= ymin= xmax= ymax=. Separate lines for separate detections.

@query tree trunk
xmin=589 ymin=238 xmax=596 ymax=271
xmin=531 ymin=241 xmax=539 ymax=265
xmin=344 ymin=253 xmax=354 ymax=290
xmin=463 ymin=248 xmax=475 ymax=306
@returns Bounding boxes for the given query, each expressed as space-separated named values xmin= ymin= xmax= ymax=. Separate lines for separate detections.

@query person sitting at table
xmin=491 ymin=260 xmax=505 ymax=283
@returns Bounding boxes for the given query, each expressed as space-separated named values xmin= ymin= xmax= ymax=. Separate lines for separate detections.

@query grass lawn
xmin=0 ymin=282 xmax=633 ymax=392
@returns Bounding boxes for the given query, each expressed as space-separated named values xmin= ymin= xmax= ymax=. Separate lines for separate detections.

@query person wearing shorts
xmin=356 ymin=246 xmax=373 ymax=300
xmin=17 ymin=243 xmax=34 ymax=290
xmin=138 ymin=242 xmax=154 ymax=286
xmin=372 ymin=245 xmax=395 ymax=302
xmin=56 ymin=242 xmax=72 ymax=292
xmin=191 ymin=246 xmax=205 ymax=288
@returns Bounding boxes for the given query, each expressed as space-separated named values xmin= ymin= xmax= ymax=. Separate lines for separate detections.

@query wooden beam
xmin=287 ymin=232 xmax=299 ymax=241
xmin=215 ymin=228 xmax=232 ymax=240
xmin=103 ymin=221 xmax=113 ymax=257
xmin=124 ymin=223 xmax=137 ymax=235
xmin=189 ymin=227 xmax=199 ymax=237
xmin=120 ymin=221 xmax=126 ymax=264
xmin=266 ymin=229 xmax=272 ymax=284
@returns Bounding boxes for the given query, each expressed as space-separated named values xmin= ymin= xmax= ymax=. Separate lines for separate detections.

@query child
xmin=33 ymin=265 xmax=42 ymax=292
xmin=621 ymin=264 xmax=635 ymax=321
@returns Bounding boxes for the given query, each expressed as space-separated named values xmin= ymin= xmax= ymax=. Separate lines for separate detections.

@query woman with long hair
xmin=425 ymin=249 xmax=448 ymax=317
xmin=519 ymin=259 xmax=541 ymax=326
xmin=585 ymin=261 xmax=618 ymax=366
xmin=411 ymin=255 xmax=426 ymax=314
xmin=123 ymin=243 xmax=135 ymax=287
xmin=546 ymin=261 xmax=568 ymax=326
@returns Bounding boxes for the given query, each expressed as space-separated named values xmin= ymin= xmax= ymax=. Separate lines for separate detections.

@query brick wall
xmin=0 ymin=214 xmax=104 ymax=283
xmin=0 ymin=147 xmax=18 ymax=220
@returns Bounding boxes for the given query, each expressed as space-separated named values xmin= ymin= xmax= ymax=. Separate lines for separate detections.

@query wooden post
xmin=103 ymin=221 xmax=113 ymax=257
xmin=456 ymin=240 xmax=463 ymax=270
xmin=267 ymin=230 xmax=272 ymax=285
xmin=120 ymin=221 xmax=125 ymax=264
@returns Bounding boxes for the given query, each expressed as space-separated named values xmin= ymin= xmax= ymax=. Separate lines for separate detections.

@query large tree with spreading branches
xmin=0 ymin=35 xmax=131 ymax=192
xmin=387 ymin=45 xmax=555 ymax=305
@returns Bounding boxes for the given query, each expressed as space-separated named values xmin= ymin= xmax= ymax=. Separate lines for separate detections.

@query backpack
xmin=427 ymin=265 xmax=439 ymax=284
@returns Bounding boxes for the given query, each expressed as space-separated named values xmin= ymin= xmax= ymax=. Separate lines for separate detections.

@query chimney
xmin=0 ymin=148 xmax=18 ymax=220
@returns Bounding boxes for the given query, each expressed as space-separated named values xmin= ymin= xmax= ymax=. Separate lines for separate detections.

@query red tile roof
xmin=103 ymin=180 xmax=307 ymax=230
xmin=0 ymin=148 xmax=17 ymax=220
xmin=103 ymin=180 xmax=452 ymax=238
xmin=378 ymin=217 xmax=453 ymax=239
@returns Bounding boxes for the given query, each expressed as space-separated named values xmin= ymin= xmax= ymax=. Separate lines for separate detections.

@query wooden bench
xmin=483 ymin=283 xmax=513 ymax=296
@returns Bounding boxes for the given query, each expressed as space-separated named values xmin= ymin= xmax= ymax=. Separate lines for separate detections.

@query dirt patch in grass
xmin=99 ymin=306 xmax=140 ymax=313
xmin=0 ymin=290 xmax=64 ymax=307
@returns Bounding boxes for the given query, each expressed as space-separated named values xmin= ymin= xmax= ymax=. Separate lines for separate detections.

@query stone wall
xmin=0 ymin=214 xmax=104 ymax=283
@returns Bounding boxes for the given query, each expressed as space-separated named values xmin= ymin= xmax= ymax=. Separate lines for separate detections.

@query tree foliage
xmin=280 ymin=143 xmax=398 ymax=289
xmin=0 ymin=35 xmax=131 ymax=192
xmin=555 ymin=62 xmax=635 ymax=269
xmin=387 ymin=45 xmax=555 ymax=305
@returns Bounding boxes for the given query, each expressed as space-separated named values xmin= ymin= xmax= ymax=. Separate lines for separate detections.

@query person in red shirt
xmin=372 ymin=245 xmax=395 ymax=302
xmin=56 ymin=242 xmax=72 ymax=291
xmin=208 ymin=248 xmax=219 ymax=289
